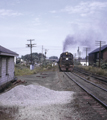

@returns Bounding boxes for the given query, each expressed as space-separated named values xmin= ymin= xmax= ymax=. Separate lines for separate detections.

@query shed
xmin=89 ymin=45 xmax=107 ymax=65
xmin=80 ymin=59 xmax=89 ymax=66
xmin=0 ymin=45 xmax=18 ymax=87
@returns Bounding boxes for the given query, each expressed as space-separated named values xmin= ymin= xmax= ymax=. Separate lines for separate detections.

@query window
xmin=0 ymin=57 xmax=2 ymax=76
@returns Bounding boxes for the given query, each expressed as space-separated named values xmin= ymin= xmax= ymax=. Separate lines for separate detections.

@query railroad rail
xmin=65 ymin=72 xmax=107 ymax=109
xmin=74 ymin=67 xmax=107 ymax=83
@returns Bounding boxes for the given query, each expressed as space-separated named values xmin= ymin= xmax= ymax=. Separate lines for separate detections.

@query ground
xmin=0 ymin=68 xmax=106 ymax=120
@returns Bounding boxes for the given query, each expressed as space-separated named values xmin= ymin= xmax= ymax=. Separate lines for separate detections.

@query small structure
xmin=49 ymin=56 xmax=58 ymax=62
xmin=0 ymin=45 xmax=18 ymax=87
xmin=89 ymin=45 xmax=107 ymax=66
xmin=80 ymin=59 xmax=89 ymax=66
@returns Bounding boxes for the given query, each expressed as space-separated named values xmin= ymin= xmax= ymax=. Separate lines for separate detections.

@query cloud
xmin=89 ymin=2 xmax=107 ymax=8
xmin=34 ymin=18 xmax=40 ymax=22
xmin=0 ymin=9 xmax=23 ymax=16
xmin=61 ymin=1 xmax=107 ymax=16
xmin=50 ymin=10 xmax=57 ymax=13
xmin=62 ymin=0 xmax=107 ymax=56
xmin=33 ymin=17 xmax=41 ymax=26
xmin=80 ymin=14 xmax=87 ymax=17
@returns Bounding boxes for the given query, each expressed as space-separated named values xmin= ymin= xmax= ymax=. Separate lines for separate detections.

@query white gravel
xmin=0 ymin=85 xmax=74 ymax=107
xmin=0 ymin=85 xmax=75 ymax=120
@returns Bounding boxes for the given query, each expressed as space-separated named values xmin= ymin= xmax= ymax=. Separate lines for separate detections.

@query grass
xmin=15 ymin=65 xmax=35 ymax=76
xmin=15 ymin=64 xmax=57 ymax=76
xmin=75 ymin=65 xmax=107 ymax=77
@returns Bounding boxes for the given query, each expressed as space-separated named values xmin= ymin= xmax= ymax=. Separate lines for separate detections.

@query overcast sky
xmin=0 ymin=0 xmax=107 ymax=58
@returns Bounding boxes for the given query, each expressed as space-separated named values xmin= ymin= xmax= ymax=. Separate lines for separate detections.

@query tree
xmin=21 ymin=52 xmax=46 ymax=64
xmin=49 ymin=56 xmax=58 ymax=60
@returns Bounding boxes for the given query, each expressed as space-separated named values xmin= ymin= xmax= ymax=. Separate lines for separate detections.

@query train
xmin=58 ymin=52 xmax=74 ymax=72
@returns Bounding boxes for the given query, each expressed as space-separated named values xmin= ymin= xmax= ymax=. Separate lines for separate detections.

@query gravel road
xmin=0 ymin=68 xmax=107 ymax=120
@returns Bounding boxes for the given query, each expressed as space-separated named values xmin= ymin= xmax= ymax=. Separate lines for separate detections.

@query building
xmin=0 ymin=45 xmax=18 ymax=87
xmin=89 ymin=45 xmax=107 ymax=66
xmin=80 ymin=59 xmax=89 ymax=66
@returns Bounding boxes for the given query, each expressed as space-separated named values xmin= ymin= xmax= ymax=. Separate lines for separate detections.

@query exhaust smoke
xmin=63 ymin=29 xmax=103 ymax=57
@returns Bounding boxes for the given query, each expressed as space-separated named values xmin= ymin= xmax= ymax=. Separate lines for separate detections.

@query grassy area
xmin=15 ymin=65 xmax=34 ymax=76
xmin=15 ymin=64 xmax=57 ymax=76
xmin=75 ymin=65 xmax=107 ymax=77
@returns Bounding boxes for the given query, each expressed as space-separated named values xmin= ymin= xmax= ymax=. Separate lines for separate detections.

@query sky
xmin=0 ymin=0 xmax=107 ymax=58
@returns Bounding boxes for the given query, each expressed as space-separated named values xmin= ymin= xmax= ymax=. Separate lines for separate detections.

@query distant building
xmin=80 ymin=59 xmax=89 ymax=66
xmin=0 ymin=45 xmax=18 ymax=87
xmin=89 ymin=45 xmax=107 ymax=65
xmin=49 ymin=56 xmax=58 ymax=62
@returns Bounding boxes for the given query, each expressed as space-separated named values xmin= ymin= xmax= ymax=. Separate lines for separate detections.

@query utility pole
xmin=84 ymin=47 xmax=90 ymax=66
xmin=77 ymin=47 xmax=81 ymax=64
xmin=26 ymin=39 xmax=36 ymax=70
xmin=42 ymin=45 xmax=44 ymax=63
xmin=42 ymin=45 xmax=43 ymax=54
xmin=96 ymin=41 xmax=105 ymax=67
xmin=75 ymin=53 xmax=76 ymax=64
xmin=99 ymin=41 xmax=101 ymax=67
xmin=45 ymin=49 xmax=47 ymax=56
xmin=44 ymin=49 xmax=48 ymax=66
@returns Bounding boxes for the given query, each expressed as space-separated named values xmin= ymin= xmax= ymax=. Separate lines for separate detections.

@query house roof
xmin=80 ymin=59 xmax=88 ymax=62
xmin=0 ymin=45 xmax=18 ymax=56
xmin=89 ymin=45 xmax=107 ymax=54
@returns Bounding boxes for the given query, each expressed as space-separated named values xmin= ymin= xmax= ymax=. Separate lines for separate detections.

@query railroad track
xmin=74 ymin=67 xmax=107 ymax=83
xmin=65 ymin=72 xmax=107 ymax=109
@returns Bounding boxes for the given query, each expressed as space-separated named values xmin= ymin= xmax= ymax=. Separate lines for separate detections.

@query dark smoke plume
xmin=63 ymin=35 xmax=78 ymax=52
xmin=63 ymin=29 xmax=102 ymax=56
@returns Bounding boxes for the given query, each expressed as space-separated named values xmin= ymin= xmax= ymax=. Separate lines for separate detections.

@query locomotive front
xmin=59 ymin=52 xmax=74 ymax=72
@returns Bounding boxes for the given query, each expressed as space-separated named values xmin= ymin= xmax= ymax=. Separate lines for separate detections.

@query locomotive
xmin=58 ymin=52 xmax=74 ymax=72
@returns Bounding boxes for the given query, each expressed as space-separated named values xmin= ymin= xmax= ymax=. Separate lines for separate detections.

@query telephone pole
xmin=96 ymin=41 xmax=105 ymax=67
xmin=74 ymin=53 xmax=76 ymax=64
xmin=45 ymin=49 xmax=48 ymax=57
xmin=26 ymin=39 xmax=36 ymax=69
xmin=44 ymin=49 xmax=48 ymax=66
xmin=42 ymin=45 xmax=44 ymax=63
xmin=77 ymin=47 xmax=81 ymax=64
xmin=84 ymin=47 xmax=90 ymax=66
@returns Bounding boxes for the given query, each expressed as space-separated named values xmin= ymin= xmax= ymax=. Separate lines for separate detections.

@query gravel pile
xmin=0 ymin=85 xmax=75 ymax=120
xmin=0 ymin=85 xmax=74 ymax=107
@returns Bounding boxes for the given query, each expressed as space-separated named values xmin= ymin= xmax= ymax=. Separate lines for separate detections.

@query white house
xmin=0 ymin=45 xmax=18 ymax=86
xmin=80 ymin=59 xmax=89 ymax=66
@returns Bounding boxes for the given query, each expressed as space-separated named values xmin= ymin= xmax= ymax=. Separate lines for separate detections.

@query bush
xmin=101 ymin=63 xmax=107 ymax=69
xmin=75 ymin=65 xmax=107 ymax=77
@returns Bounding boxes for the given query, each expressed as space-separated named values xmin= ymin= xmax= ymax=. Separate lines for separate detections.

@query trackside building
xmin=89 ymin=45 xmax=107 ymax=66
xmin=0 ymin=45 xmax=18 ymax=87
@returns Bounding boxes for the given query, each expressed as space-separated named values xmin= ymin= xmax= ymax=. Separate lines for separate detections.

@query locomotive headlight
xmin=66 ymin=58 xmax=68 ymax=60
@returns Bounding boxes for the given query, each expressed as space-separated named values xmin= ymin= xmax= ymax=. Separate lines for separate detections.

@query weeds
xmin=15 ymin=66 xmax=35 ymax=76
xmin=15 ymin=64 xmax=57 ymax=76
xmin=76 ymin=65 xmax=107 ymax=77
